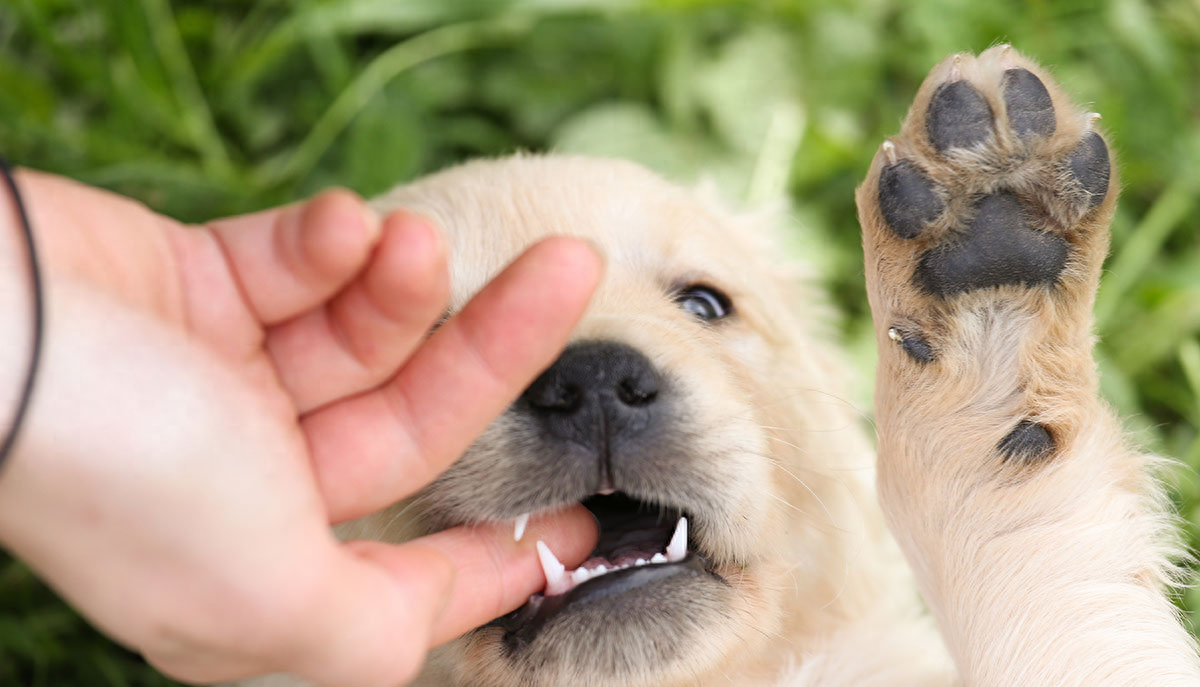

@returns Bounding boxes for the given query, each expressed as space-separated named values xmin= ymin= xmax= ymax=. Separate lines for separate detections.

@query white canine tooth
xmin=667 ymin=516 xmax=688 ymax=563
xmin=651 ymin=553 xmax=667 ymax=564
xmin=536 ymin=541 xmax=569 ymax=596
xmin=513 ymin=513 xmax=530 ymax=542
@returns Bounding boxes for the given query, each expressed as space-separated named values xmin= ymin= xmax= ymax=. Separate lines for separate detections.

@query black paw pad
xmin=878 ymin=161 xmax=945 ymax=239
xmin=1002 ymin=68 xmax=1056 ymax=139
xmin=915 ymin=192 xmax=1068 ymax=297
xmin=927 ymin=81 xmax=994 ymax=152
xmin=1067 ymin=131 xmax=1110 ymax=207
xmin=888 ymin=326 xmax=935 ymax=363
xmin=998 ymin=421 xmax=1055 ymax=463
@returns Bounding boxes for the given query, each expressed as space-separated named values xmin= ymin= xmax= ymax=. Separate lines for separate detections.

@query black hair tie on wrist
xmin=0 ymin=155 xmax=44 ymax=473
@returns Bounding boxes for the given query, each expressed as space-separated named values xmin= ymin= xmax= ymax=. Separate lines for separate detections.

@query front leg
xmin=857 ymin=46 xmax=1200 ymax=685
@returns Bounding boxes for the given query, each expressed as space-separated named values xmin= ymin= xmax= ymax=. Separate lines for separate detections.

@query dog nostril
xmin=527 ymin=379 xmax=582 ymax=412
xmin=616 ymin=378 xmax=657 ymax=407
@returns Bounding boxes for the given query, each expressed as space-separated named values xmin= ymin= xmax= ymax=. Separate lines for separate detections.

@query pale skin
xmin=0 ymin=170 xmax=601 ymax=686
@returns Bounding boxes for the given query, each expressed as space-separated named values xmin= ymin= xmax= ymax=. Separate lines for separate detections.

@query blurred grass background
xmin=2 ymin=0 xmax=1200 ymax=683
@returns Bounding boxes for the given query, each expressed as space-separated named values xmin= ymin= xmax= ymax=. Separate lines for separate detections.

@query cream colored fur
xmin=240 ymin=49 xmax=1199 ymax=687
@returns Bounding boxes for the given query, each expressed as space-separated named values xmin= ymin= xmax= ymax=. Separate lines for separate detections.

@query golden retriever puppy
xmin=244 ymin=47 xmax=1200 ymax=687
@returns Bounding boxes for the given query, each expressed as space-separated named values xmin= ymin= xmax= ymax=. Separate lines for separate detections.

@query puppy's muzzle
xmin=520 ymin=341 xmax=665 ymax=482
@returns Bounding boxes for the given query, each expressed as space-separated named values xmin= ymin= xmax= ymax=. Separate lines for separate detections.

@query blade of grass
xmin=1096 ymin=177 xmax=1198 ymax=328
xmin=138 ymin=0 xmax=231 ymax=175
xmin=252 ymin=15 xmax=534 ymax=187
xmin=746 ymin=101 xmax=805 ymax=206
xmin=1179 ymin=339 xmax=1200 ymax=470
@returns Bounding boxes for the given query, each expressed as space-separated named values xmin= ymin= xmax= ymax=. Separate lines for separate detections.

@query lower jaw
xmin=490 ymin=554 xmax=720 ymax=653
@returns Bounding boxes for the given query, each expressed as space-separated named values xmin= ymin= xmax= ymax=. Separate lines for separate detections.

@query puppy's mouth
xmin=491 ymin=492 xmax=722 ymax=651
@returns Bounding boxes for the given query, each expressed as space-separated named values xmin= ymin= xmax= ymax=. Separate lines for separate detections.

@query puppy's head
xmin=369 ymin=156 xmax=883 ymax=686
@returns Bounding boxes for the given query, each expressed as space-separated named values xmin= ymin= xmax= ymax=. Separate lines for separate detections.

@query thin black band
xmin=0 ymin=156 xmax=44 ymax=472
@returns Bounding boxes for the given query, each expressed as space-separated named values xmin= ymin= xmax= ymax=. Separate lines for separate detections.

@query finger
xmin=207 ymin=189 xmax=381 ymax=325
xmin=303 ymin=237 xmax=603 ymax=523
xmin=283 ymin=543 xmax=454 ymax=687
xmin=416 ymin=504 xmax=598 ymax=645
xmin=146 ymin=505 xmax=597 ymax=687
xmin=267 ymin=212 xmax=448 ymax=413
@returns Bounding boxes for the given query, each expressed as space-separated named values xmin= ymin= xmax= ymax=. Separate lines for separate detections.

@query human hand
xmin=0 ymin=170 xmax=601 ymax=686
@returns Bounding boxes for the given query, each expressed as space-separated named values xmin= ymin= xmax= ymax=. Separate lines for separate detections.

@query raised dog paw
xmin=857 ymin=46 xmax=1117 ymax=467
xmin=857 ymin=50 xmax=1200 ymax=685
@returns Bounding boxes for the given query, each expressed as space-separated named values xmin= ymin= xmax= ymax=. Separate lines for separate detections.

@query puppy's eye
xmin=674 ymin=285 xmax=733 ymax=321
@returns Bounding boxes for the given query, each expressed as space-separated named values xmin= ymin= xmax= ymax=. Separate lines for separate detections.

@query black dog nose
xmin=525 ymin=341 xmax=660 ymax=412
xmin=521 ymin=341 xmax=663 ymax=456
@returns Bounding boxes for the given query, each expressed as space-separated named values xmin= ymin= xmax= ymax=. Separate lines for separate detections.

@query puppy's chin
xmin=452 ymin=558 xmax=765 ymax=687
xmin=410 ymin=485 xmax=780 ymax=687
xmin=483 ymin=563 xmax=733 ymax=680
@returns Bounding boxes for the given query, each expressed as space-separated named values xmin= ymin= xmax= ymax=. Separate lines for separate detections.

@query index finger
xmin=302 ymin=237 xmax=603 ymax=523
xmin=206 ymin=189 xmax=381 ymax=325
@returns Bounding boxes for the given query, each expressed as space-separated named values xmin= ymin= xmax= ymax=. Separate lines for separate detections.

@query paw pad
xmin=915 ymin=192 xmax=1068 ymax=297
xmin=1001 ymin=68 xmax=1056 ymax=139
xmin=888 ymin=326 xmax=935 ymax=364
xmin=1066 ymin=132 xmax=1111 ymax=207
xmin=926 ymin=81 xmax=993 ymax=152
xmin=878 ymin=161 xmax=944 ymax=240
xmin=997 ymin=421 xmax=1055 ymax=463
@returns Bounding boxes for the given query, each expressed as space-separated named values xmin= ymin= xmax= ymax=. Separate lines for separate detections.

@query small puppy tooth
xmin=636 ymin=558 xmax=647 ymax=566
xmin=537 ymin=541 xmax=569 ymax=595
xmin=667 ymin=516 xmax=688 ymax=563
xmin=651 ymin=553 xmax=667 ymax=564
xmin=513 ymin=513 xmax=530 ymax=542
xmin=572 ymin=568 xmax=591 ymax=585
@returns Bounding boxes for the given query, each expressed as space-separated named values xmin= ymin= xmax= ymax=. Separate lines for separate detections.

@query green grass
xmin=2 ymin=0 xmax=1199 ymax=683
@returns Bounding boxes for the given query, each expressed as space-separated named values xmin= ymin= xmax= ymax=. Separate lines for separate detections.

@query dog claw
xmin=882 ymin=140 xmax=897 ymax=165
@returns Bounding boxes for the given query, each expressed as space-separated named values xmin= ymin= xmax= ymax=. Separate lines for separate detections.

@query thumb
xmin=284 ymin=542 xmax=454 ymax=687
